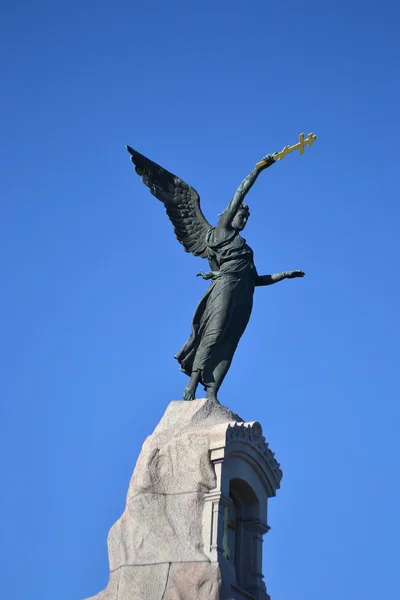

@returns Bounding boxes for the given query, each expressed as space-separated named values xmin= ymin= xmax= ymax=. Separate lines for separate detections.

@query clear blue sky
xmin=1 ymin=1 xmax=399 ymax=599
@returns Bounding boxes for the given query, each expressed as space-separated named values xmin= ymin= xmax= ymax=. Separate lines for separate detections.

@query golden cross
xmin=256 ymin=132 xmax=317 ymax=168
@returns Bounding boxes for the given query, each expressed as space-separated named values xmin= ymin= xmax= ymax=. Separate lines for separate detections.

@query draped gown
xmin=125 ymin=144 xmax=277 ymax=396
xmin=175 ymin=225 xmax=257 ymax=392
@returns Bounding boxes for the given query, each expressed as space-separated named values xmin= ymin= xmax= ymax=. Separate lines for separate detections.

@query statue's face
xmin=232 ymin=209 xmax=249 ymax=231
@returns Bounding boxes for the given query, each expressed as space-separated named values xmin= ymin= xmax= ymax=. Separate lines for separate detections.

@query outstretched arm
xmin=255 ymin=270 xmax=305 ymax=286
xmin=217 ymin=154 xmax=275 ymax=229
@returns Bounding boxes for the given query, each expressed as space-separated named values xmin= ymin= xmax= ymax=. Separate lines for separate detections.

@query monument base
xmin=86 ymin=399 xmax=282 ymax=600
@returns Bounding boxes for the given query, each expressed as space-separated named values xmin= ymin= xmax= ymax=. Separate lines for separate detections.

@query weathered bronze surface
xmin=127 ymin=145 xmax=305 ymax=403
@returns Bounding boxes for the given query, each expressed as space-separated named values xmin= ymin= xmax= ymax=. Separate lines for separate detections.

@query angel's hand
xmin=285 ymin=270 xmax=305 ymax=279
xmin=257 ymin=154 xmax=276 ymax=170
xmin=197 ymin=271 xmax=222 ymax=280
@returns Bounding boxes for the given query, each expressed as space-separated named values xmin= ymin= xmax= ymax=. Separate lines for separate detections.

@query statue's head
xmin=231 ymin=203 xmax=250 ymax=231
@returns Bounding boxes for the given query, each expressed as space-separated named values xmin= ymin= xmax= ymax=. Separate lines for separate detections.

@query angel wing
xmin=126 ymin=145 xmax=212 ymax=259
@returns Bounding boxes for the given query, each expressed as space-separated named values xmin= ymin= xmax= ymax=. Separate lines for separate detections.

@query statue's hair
xmin=218 ymin=202 xmax=250 ymax=218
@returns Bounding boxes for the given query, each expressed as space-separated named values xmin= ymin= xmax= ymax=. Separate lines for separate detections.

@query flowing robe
xmin=175 ymin=226 xmax=257 ymax=391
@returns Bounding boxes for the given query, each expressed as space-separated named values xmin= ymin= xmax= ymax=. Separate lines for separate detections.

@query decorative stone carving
xmin=226 ymin=422 xmax=283 ymax=486
xmin=85 ymin=400 xmax=282 ymax=600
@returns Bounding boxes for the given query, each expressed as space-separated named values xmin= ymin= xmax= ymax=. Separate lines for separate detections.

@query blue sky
xmin=1 ymin=1 xmax=399 ymax=599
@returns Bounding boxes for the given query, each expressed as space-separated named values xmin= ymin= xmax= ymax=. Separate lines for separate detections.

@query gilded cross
xmin=256 ymin=132 xmax=317 ymax=168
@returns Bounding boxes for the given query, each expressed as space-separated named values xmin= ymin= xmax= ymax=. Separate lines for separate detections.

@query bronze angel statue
xmin=127 ymin=146 xmax=304 ymax=404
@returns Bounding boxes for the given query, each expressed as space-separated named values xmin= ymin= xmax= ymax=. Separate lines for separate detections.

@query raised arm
xmin=217 ymin=154 xmax=275 ymax=229
xmin=255 ymin=270 xmax=305 ymax=286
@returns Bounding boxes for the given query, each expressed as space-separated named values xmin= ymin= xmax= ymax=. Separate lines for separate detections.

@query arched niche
xmin=229 ymin=478 xmax=261 ymax=592
xmin=203 ymin=421 xmax=281 ymax=600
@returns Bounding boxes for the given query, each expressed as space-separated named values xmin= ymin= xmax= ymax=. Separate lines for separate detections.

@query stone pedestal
xmin=85 ymin=400 xmax=282 ymax=600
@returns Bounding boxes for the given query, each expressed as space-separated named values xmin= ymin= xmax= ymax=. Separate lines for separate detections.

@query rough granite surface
xmin=85 ymin=399 xmax=243 ymax=600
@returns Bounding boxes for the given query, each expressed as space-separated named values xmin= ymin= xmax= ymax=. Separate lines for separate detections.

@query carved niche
xmin=203 ymin=421 xmax=282 ymax=600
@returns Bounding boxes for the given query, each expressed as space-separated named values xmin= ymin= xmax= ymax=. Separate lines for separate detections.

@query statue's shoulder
xmin=206 ymin=226 xmax=236 ymax=250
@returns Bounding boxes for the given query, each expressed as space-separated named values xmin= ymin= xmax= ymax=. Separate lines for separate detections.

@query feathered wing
xmin=127 ymin=146 xmax=212 ymax=258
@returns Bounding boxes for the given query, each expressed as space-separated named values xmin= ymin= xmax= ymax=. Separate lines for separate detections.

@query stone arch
xmin=204 ymin=418 xmax=280 ymax=599
xmin=230 ymin=477 xmax=259 ymax=508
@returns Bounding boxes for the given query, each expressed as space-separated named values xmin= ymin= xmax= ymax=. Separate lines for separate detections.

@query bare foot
xmin=183 ymin=384 xmax=196 ymax=401
xmin=206 ymin=389 xmax=220 ymax=405
xmin=183 ymin=370 xmax=201 ymax=401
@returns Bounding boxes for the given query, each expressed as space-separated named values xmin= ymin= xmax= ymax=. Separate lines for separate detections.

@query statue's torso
xmin=206 ymin=227 xmax=255 ymax=277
